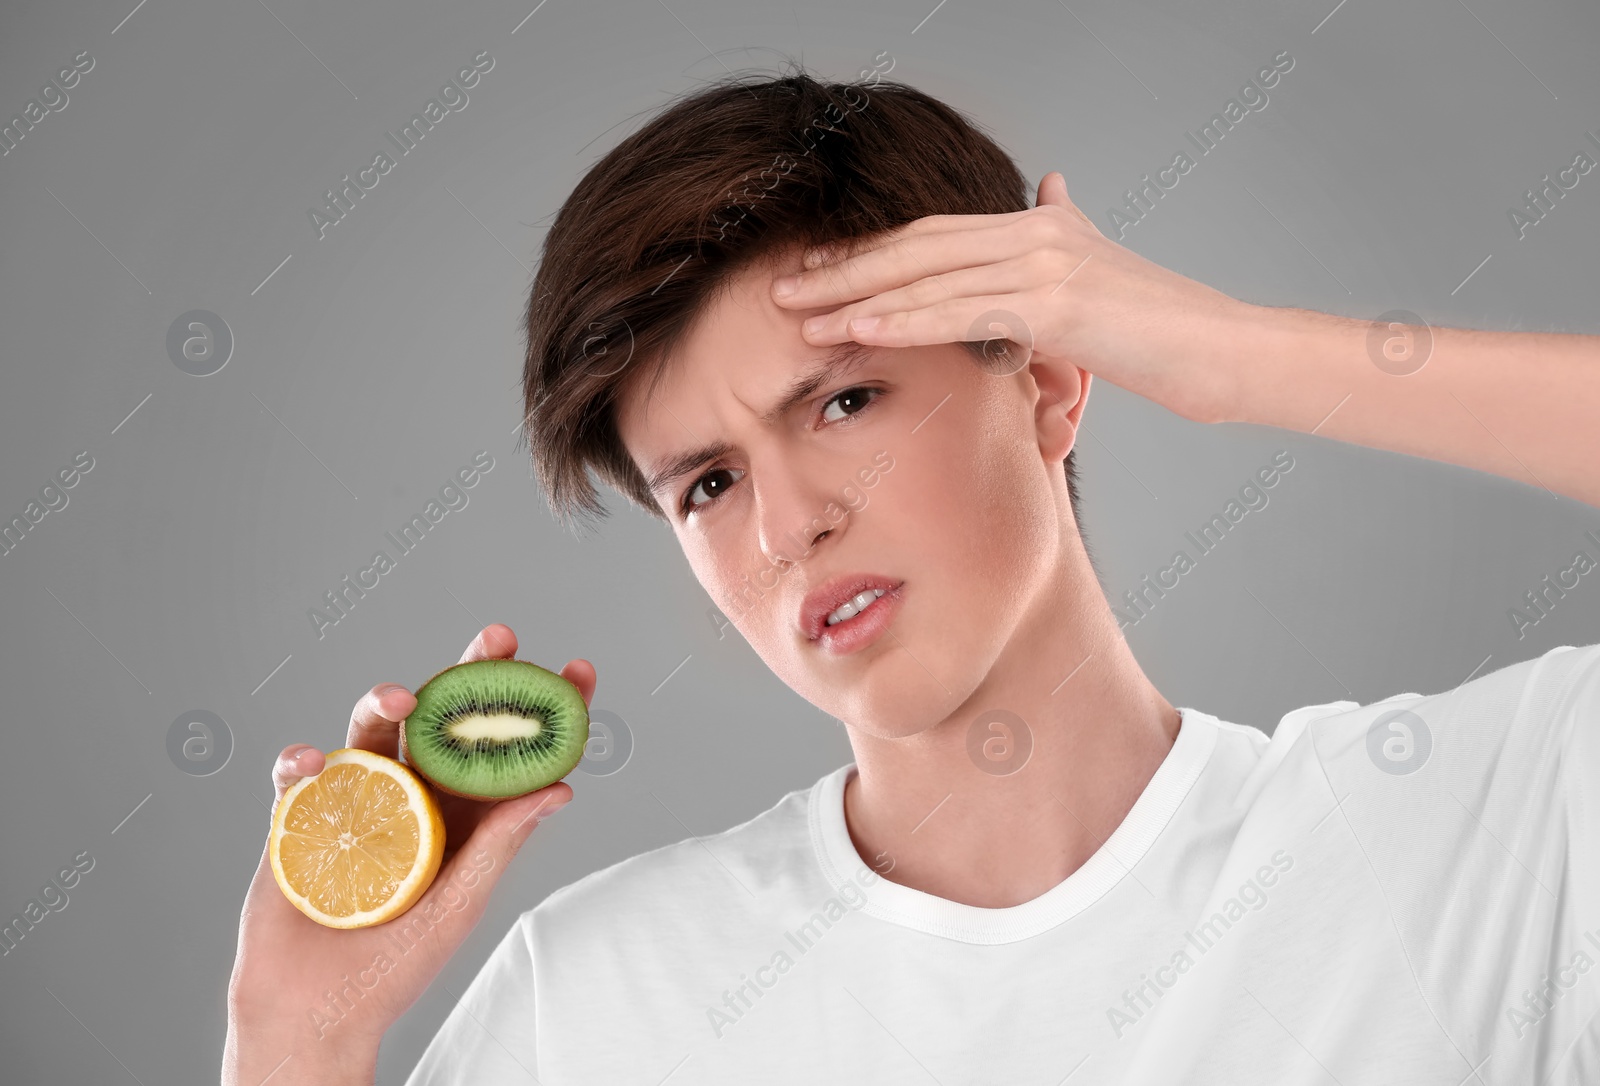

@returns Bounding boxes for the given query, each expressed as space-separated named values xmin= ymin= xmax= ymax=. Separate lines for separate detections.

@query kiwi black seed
xmin=400 ymin=659 xmax=589 ymax=800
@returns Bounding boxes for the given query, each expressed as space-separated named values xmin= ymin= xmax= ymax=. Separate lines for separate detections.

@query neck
xmin=840 ymin=536 xmax=1179 ymax=909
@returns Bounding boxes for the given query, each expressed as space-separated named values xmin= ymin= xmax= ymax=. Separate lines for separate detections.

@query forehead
xmin=614 ymin=248 xmax=814 ymax=438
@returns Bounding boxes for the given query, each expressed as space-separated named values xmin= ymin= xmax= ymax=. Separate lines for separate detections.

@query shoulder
xmin=1306 ymin=642 xmax=1600 ymax=744
xmin=1218 ymin=643 xmax=1600 ymax=810
xmin=1278 ymin=642 xmax=1600 ymax=792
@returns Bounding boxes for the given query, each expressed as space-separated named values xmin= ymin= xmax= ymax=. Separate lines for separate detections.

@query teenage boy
xmin=225 ymin=69 xmax=1600 ymax=1085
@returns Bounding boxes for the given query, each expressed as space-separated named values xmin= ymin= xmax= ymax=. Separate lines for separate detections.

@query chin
xmin=809 ymin=651 xmax=986 ymax=740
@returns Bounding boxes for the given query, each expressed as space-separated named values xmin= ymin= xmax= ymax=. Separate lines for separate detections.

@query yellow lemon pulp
xmin=270 ymin=749 xmax=446 ymax=929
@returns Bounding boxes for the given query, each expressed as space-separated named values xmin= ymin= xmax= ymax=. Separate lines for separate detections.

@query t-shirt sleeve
xmin=1329 ymin=641 xmax=1600 ymax=1072
xmin=1554 ymin=642 xmax=1600 ymax=936
xmin=402 ymin=914 xmax=540 ymax=1086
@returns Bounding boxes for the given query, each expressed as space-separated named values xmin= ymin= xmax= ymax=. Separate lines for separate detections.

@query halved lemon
xmin=269 ymin=748 xmax=446 ymax=929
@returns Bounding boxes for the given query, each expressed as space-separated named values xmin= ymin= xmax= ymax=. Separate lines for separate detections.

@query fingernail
xmin=540 ymin=797 xmax=570 ymax=820
xmin=802 ymin=316 xmax=825 ymax=335
xmin=849 ymin=316 xmax=880 ymax=333
xmin=772 ymin=275 xmax=798 ymax=297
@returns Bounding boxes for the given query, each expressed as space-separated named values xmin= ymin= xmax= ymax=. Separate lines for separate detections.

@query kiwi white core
xmin=446 ymin=713 xmax=545 ymax=741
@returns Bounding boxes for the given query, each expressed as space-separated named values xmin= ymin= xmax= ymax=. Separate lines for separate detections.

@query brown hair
xmin=520 ymin=61 xmax=1081 ymax=534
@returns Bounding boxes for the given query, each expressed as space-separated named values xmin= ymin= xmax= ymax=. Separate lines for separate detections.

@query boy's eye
xmin=679 ymin=385 xmax=883 ymax=515
xmin=820 ymin=385 xmax=880 ymax=423
xmin=682 ymin=467 xmax=745 ymax=513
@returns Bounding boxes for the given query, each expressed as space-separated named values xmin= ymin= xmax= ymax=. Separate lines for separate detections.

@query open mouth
xmin=800 ymin=577 xmax=905 ymax=655
xmin=825 ymin=587 xmax=887 ymax=627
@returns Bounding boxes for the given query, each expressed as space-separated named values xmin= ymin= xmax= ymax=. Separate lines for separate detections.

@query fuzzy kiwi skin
xmin=399 ymin=659 xmax=588 ymax=801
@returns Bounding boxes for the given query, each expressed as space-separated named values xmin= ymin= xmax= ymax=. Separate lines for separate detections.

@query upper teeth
xmin=826 ymin=588 xmax=886 ymax=627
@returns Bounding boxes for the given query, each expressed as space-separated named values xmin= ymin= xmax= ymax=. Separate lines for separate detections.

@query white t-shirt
xmin=406 ymin=643 xmax=1600 ymax=1085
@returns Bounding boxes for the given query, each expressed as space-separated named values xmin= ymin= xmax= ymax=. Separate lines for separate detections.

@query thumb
xmin=491 ymin=783 xmax=573 ymax=860
xmin=1037 ymin=170 xmax=1098 ymax=230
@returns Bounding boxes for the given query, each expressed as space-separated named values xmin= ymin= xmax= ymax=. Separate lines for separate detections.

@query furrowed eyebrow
xmin=642 ymin=341 xmax=880 ymax=499
xmin=759 ymin=340 xmax=877 ymax=427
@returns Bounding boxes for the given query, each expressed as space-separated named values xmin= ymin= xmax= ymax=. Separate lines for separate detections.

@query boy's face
xmin=614 ymin=247 xmax=1088 ymax=737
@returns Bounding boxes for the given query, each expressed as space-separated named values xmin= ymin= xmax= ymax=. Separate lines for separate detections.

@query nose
xmin=754 ymin=456 xmax=845 ymax=569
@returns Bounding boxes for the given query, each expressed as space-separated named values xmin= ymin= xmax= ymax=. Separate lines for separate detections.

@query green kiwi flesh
xmin=401 ymin=659 xmax=589 ymax=800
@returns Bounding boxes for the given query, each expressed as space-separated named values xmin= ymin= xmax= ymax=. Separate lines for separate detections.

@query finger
xmin=413 ymin=782 xmax=573 ymax=932
xmin=799 ymin=210 xmax=1034 ymax=271
xmin=558 ymin=658 xmax=597 ymax=707
xmin=779 ymin=221 xmax=1037 ymax=311
xmin=272 ymin=744 xmax=325 ymax=804
xmin=798 ymin=260 xmax=1037 ymax=345
xmin=345 ymin=683 xmax=417 ymax=758
xmin=459 ymin=623 xmax=518 ymax=664
xmin=818 ymin=293 xmax=1042 ymax=362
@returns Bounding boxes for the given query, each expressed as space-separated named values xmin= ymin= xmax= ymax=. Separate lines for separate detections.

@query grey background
xmin=1 ymin=0 xmax=1596 ymax=1081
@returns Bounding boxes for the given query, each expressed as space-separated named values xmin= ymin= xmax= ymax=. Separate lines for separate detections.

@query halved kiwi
xmin=400 ymin=659 xmax=589 ymax=800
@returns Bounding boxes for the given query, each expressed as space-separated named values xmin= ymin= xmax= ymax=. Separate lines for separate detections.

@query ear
xmin=1029 ymin=357 xmax=1091 ymax=463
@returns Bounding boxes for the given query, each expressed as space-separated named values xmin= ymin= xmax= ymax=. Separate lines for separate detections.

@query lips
xmin=799 ymin=574 xmax=904 ymax=642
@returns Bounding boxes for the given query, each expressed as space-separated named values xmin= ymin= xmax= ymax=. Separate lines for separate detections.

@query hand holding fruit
xmin=223 ymin=625 xmax=591 ymax=1086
